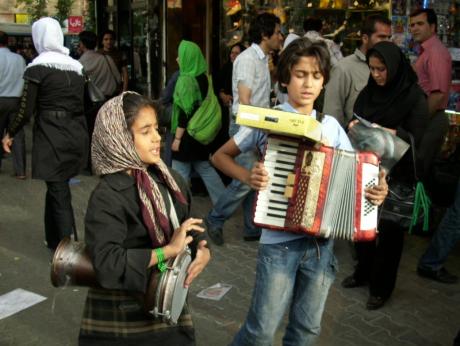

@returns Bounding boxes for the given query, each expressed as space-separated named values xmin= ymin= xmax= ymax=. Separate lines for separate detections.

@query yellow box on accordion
xmin=236 ymin=105 xmax=322 ymax=142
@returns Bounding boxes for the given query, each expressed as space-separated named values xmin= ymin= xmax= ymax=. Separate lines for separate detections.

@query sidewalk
xmin=0 ymin=133 xmax=459 ymax=345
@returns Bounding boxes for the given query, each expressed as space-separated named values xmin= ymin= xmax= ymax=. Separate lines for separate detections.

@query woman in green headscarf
xmin=170 ymin=40 xmax=224 ymax=205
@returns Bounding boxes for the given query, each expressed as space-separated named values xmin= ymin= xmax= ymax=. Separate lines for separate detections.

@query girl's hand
xmin=164 ymin=218 xmax=204 ymax=258
xmin=184 ymin=240 xmax=211 ymax=288
xmin=365 ymin=169 xmax=388 ymax=206
xmin=2 ymin=134 xmax=13 ymax=153
xmin=347 ymin=119 xmax=359 ymax=131
xmin=171 ymin=138 xmax=180 ymax=152
xmin=247 ymin=162 xmax=269 ymax=190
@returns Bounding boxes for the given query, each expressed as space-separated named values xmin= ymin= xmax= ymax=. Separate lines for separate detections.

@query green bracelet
xmin=154 ymin=247 xmax=167 ymax=272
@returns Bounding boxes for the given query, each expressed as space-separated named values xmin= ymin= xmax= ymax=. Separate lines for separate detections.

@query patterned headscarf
xmin=91 ymin=92 xmax=187 ymax=247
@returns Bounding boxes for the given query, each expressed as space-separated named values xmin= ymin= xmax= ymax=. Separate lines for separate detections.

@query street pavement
xmin=0 ymin=127 xmax=459 ymax=346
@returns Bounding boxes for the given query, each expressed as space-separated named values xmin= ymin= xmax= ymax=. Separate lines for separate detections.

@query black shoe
xmin=341 ymin=275 xmax=368 ymax=288
xmin=205 ymin=219 xmax=224 ymax=246
xmin=243 ymin=234 xmax=261 ymax=242
xmin=366 ymin=295 xmax=387 ymax=310
xmin=417 ymin=266 xmax=458 ymax=284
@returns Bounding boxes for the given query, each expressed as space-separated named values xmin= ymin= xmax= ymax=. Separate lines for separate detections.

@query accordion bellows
xmin=254 ymin=135 xmax=380 ymax=242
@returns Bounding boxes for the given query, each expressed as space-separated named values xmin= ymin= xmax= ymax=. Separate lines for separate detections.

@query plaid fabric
xmin=79 ymin=287 xmax=195 ymax=345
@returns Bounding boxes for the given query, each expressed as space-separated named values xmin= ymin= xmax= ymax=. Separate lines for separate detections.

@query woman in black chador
xmin=343 ymin=41 xmax=429 ymax=309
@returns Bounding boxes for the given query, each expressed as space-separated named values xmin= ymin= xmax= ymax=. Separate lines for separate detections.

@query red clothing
xmin=414 ymin=35 xmax=452 ymax=110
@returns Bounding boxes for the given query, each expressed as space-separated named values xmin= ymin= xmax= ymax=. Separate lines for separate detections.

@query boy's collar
xmin=282 ymin=102 xmax=316 ymax=118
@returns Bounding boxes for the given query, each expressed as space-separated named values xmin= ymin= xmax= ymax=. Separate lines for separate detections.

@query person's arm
xmin=427 ymin=91 xmax=445 ymax=116
xmin=121 ymin=65 xmax=129 ymax=91
xmin=238 ymin=84 xmax=252 ymax=105
xmin=398 ymin=92 xmax=430 ymax=146
xmin=2 ymin=80 xmax=37 ymax=153
xmin=323 ymin=65 xmax=349 ymax=127
xmin=211 ymin=134 xmax=269 ymax=190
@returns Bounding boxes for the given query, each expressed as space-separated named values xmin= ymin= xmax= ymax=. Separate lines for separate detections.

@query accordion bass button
xmin=284 ymin=186 xmax=294 ymax=198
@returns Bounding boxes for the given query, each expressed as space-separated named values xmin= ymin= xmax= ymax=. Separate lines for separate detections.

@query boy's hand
xmin=184 ymin=240 xmax=210 ymax=288
xmin=365 ymin=169 xmax=388 ymax=206
xmin=247 ymin=162 xmax=269 ymax=190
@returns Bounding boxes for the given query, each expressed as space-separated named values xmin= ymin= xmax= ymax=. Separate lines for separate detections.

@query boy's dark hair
xmin=361 ymin=14 xmax=392 ymax=38
xmin=303 ymin=17 xmax=322 ymax=33
xmin=79 ymin=31 xmax=98 ymax=50
xmin=101 ymin=29 xmax=116 ymax=39
xmin=123 ymin=93 xmax=161 ymax=130
xmin=277 ymin=38 xmax=331 ymax=93
xmin=249 ymin=13 xmax=281 ymax=44
xmin=410 ymin=8 xmax=437 ymax=28
xmin=0 ymin=31 xmax=8 ymax=46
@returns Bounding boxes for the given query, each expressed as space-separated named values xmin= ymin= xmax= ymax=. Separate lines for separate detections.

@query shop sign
xmin=68 ymin=16 xmax=83 ymax=33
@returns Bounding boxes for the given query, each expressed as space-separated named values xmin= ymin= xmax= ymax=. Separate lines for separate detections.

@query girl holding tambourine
xmin=79 ymin=92 xmax=210 ymax=345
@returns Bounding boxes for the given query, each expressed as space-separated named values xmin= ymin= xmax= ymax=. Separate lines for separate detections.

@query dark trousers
xmin=44 ymin=180 xmax=77 ymax=249
xmin=353 ymin=218 xmax=405 ymax=299
xmin=0 ymin=97 xmax=26 ymax=175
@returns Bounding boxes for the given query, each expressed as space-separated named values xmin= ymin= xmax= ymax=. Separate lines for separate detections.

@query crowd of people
xmin=0 ymin=7 xmax=459 ymax=346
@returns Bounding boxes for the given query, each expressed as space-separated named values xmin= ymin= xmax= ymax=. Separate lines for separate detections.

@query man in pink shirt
xmin=410 ymin=8 xmax=451 ymax=181
xmin=410 ymin=8 xmax=452 ymax=115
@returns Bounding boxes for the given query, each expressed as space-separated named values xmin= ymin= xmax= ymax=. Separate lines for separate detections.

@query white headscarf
xmin=27 ymin=17 xmax=83 ymax=75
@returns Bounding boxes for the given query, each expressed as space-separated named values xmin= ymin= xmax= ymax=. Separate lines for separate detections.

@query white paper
xmin=196 ymin=283 xmax=232 ymax=301
xmin=0 ymin=288 xmax=47 ymax=320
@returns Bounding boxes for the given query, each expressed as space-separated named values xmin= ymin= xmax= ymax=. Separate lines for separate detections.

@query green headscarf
xmin=171 ymin=40 xmax=208 ymax=133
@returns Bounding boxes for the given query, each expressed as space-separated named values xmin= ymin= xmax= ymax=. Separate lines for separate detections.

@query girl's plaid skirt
xmin=78 ymin=287 xmax=195 ymax=345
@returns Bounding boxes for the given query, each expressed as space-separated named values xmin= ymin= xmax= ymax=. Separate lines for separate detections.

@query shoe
xmin=205 ymin=219 xmax=224 ymax=246
xmin=341 ymin=275 xmax=368 ymax=288
xmin=366 ymin=295 xmax=387 ymax=310
xmin=11 ymin=174 xmax=27 ymax=180
xmin=417 ymin=266 xmax=458 ymax=284
xmin=243 ymin=234 xmax=261 ymax=242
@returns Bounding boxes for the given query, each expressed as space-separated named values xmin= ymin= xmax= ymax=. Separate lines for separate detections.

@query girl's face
xmin=230 ymin=45 xmax=241 ymax=63
xmin=283 ymin=56 xmax=324 ymax=113
xmin=369 ymin=56 xmax=388 ymax=86
xmin=131 ymin=106 xmax=162 ymax=166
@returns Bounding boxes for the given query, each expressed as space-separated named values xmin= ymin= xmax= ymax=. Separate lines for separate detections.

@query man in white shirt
xmin=0 ymin=31 xmax=26 ymax=178
xmin=206 ymin=13 xmax=283 ymax=245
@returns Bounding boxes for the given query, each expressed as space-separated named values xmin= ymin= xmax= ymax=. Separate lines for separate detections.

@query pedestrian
xmin=409 ymin=8 xmax=451 ymax=190
xmin=417 ymin=178 xmax=460 ymax=284
xmin=212 ymin=38 xmax=388 ymax=345
xmin=79 ymin=92 xmax=210 ymax=345
xmin=205 ymin=13 xmax=283 ymax=245
xmin=100 ymin=29 xmax=128 ymax=92
xmin=78 ymin=30 xmax=121 ymax=173
xmin=0 ymin=30 xmax=26 ymax=179
xmin=323 ymin=14 xmax=392 ymax=127
xmin=2 ymin=17 xmax=88 ymax=250
xmin=342 ymin=41 xmax=429 ymax=310
xmin=303 ymin=16 xmax=343 ymax=66
xmin=170 ymin=40 xmax=225 ymax=205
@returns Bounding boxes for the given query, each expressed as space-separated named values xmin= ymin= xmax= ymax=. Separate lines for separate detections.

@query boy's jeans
xmin=231 ymin=237 xmax=337 ymax=346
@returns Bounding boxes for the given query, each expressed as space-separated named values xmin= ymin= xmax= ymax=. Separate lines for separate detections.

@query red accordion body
xmin=254 ymin=135 xmax=379 ymax=242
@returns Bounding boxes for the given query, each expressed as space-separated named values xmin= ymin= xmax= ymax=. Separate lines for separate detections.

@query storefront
xmin=94 ymin=0 xmax=214 ymax=98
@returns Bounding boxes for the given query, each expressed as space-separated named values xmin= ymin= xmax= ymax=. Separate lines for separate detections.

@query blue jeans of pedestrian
xmin=419 ymin=180 xmax=460 ymax=271
xmin=172 ymin=159 xmax=225 ymax=205
xmin=231 ymin=237 xmax=338 ymax=346
xmin=206 ymin=150 xmax=261 ymax=237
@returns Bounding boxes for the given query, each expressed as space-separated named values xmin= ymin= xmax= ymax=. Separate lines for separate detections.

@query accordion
xmin=254 ymin=135 xmax=380 ymax=241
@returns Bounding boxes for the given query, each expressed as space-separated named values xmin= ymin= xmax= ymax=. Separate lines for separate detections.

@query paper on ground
xmin=197 ymin=283 xmax=232 ymax=301
xmin=0 ymin=288 xmax=47 ymax=320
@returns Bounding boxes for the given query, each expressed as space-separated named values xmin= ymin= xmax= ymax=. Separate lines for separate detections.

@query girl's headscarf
xmin=353 ymin=41 xmax=419 ymax=127
xmin=27 ymin=17 xmax=83 ymax=74
xmin=91 ymin=92 xmax=187 ymax=247
xmin=171 ymin=40 xmax=208 ymax=133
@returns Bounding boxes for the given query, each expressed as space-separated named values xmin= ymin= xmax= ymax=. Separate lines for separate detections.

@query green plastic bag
xmin=186 ymin=77 xmax=222 ymax=145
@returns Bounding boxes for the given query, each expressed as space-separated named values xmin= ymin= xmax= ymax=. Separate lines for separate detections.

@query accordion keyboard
xmin=359 ymin=163 xmax=379 ymax=231
xmin=254 ymin=138 xmax=298 ymax=227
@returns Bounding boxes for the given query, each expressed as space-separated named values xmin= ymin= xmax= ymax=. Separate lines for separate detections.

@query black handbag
xmin=380 ymin=133 xmax=431 ymax=232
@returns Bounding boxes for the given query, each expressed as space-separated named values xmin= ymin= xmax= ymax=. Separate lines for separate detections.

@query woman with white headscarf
xmin=2 ymin=17 xmax=88 ymax=250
